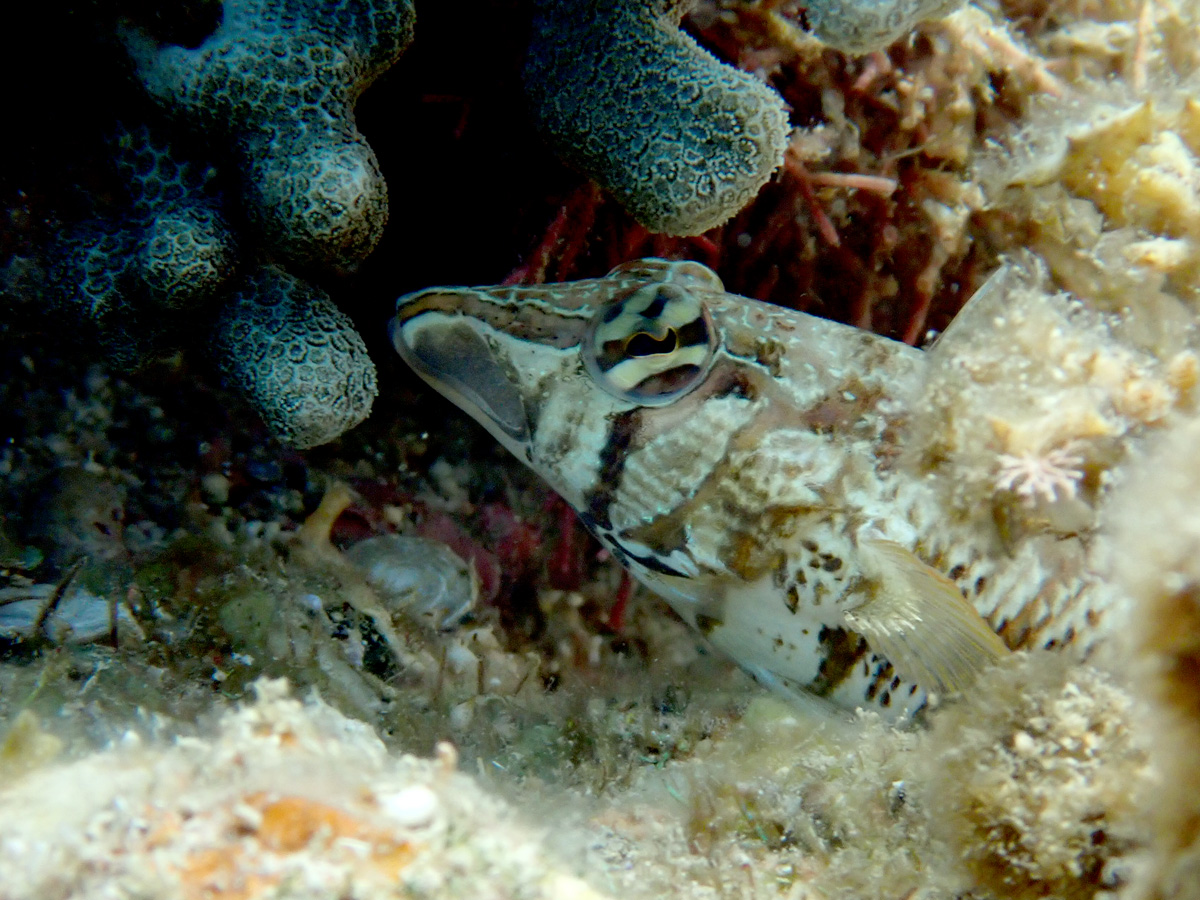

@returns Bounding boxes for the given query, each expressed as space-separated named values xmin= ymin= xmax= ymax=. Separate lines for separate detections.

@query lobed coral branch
xmin=523 ymin=0 xmax=790 ymax=237
xmin=122 ymin=0 xmax=416 ymax=271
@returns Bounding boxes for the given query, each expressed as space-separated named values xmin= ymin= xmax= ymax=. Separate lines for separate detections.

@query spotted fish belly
xmin=390 ymin=259 xmax=1116 ymax=717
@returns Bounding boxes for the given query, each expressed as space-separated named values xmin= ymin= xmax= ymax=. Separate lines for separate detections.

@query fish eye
xmin=583 ymin=283 xmax=717 ymax=405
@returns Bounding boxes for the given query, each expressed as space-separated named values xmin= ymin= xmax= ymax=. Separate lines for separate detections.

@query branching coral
xmin=18 ymin=123 xmax=377 ymax=448
xmin=123 ymin=0 xmax=415 ymax=270
xmin=40 ymin=125 xmax=238 ymax=370
xmin=523 ymin=0 xmax=790 ymax=236
xmin=212 ymin=265 xmax=378 ymax=449
xmin=6 ymin=0 xmax=416 ymax=447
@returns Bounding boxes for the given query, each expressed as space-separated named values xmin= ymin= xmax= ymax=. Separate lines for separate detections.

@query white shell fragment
xmin=378 ymin=784 xmax=440 ymax=829
xmin=346 ymin=534 xmax=475 ymax=631
xmin=0 ymin=583 xmax=139 ymax=644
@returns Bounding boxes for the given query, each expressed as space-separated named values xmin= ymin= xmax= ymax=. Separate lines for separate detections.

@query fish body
xmin=390 ymin=259 xmax=1109 ymax=717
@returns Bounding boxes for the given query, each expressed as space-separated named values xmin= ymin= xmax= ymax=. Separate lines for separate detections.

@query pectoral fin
xmin=844 ymin=537 xmax=1009 ymax=696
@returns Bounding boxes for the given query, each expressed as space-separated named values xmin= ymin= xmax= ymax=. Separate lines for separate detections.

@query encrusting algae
xmin=1104 ymin=415 xmax=1200 ymax=900
xmin=589 ymin=646 xmax=1152 ymax=900
xmin=0 ymin=679 xmax=605 ymax=900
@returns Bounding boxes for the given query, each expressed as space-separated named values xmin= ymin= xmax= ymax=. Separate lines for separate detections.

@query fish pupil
xmin=625 ymin=329 xmax=677 ymax=357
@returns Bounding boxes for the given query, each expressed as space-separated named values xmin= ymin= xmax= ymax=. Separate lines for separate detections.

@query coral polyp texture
xmin=113 ymin=125 xmax=239 ymax=312
xmin=123 ymin=0 xmax=416 ymax=270
xmin=21 ymin=124 xmax=377 ymax=448
xmin=523 ymin=0 xmax=790 ymax=236
xmin=212 ymin=265 xmax=378 ymax=449
xmin=41 ymin=125 xmax=238 ymax=370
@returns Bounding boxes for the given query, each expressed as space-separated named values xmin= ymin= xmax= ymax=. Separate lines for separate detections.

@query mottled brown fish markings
xmin=391 ymin=259 xmax=1115 ymax=718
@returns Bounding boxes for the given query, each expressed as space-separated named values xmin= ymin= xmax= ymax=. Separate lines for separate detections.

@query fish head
xmin=392 ymin=258 xmax=924 ymax=588
xmin=390 ymin=259 xmax=731 ymax=511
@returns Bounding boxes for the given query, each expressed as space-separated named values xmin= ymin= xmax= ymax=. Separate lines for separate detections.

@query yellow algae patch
xmin=165 ymin=793 xmax=417 ymax=900
xmin=1106 ymin=416 xmax=1200 ymax=900
xmin=1061 ymin=102 xmax=1200 ymax=241
xmin=0 ymin=710 xmax=63 ymax=781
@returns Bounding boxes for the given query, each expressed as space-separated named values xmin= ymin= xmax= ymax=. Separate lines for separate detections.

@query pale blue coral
xmin=122 ymin=0 xmax=416 ymax=270
xmin=524 ymin=0 xmax=790 ymax=236
xmin=42 ymin=124 xmax=238 ymax=370
xmin=212 ymin=265 xmax=378 ymax=449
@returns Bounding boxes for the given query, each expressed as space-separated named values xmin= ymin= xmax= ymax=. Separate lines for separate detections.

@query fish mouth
xmin=390 ymin=290 xmax=531 ymax=444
